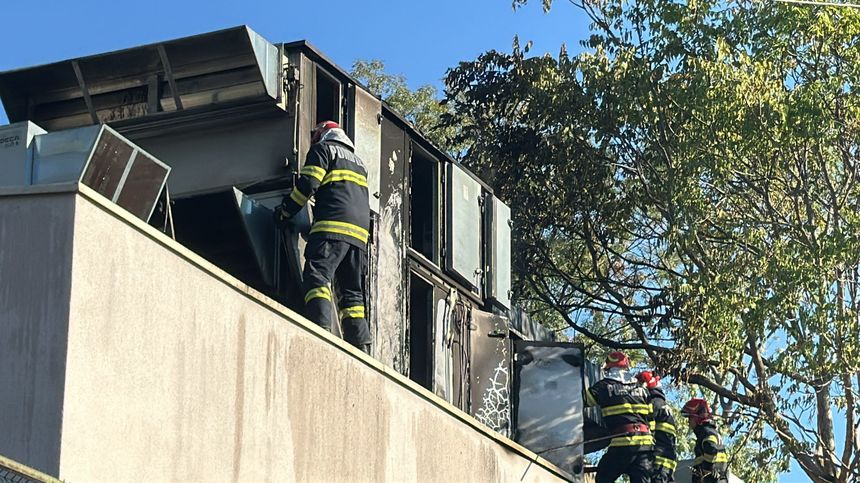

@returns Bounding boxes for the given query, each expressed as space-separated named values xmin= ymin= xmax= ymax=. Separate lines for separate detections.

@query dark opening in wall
xmin=315 ymin=66 xmax=341 ymax=125
xmin=409 ymin=145 xmax=439 ymax=262
xmin=408 ymin=272 xmax=434 ymax=389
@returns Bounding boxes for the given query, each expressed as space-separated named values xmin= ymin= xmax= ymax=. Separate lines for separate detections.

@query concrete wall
xmin=0 ymin=185 xmax=569 ymax=482
xmin=0 ymin=186 xmax=76 ymax=476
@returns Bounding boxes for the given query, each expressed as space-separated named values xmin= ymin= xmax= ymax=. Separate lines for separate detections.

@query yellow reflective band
xmin=608 ymin=435 xmax=654 ymax=447
xmin=585 ymin=389 xmax=598 ymax=407
xmin=300 ymin=165 xmax=327 ymax=182
xmin=704 ymin=435 xmax=721 ymax=445
xmin=655 ymin=422 xmax=676 ymax=436
xmin=290 ymin=188 xmax=309 ymax=206
xmin=339 ymin=305 xmax=365 ymax=319
xmin=655 ymin=456 xmax=677 ymax=470
xmin=601 ymin=403 xmax=653 ymax=417
xmin=322 ymin=169 xmax=368 ymax=187
xmin=693 ymin=452 xmax=728 ymax=465
xmin=649 ymin=421 xmax=656 ymax=430
xmin=304 ymin=286 xmax=331 ymax=303
xmin=310 ymin=220 xmax=369 ymax=244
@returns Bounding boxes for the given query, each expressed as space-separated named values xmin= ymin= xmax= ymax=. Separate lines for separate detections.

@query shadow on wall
xmin=0 ymin=192 xmax=76 ymax=477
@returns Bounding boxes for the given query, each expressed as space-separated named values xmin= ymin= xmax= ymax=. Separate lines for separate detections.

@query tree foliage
xmin=351 ymin=59 xmax=459 ymax=153
xmin=444 ymin=0 xmax=860 ymax=481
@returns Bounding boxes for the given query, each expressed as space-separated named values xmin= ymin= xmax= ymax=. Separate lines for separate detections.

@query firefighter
xmin=636 ymin=371 xmax=677 ymax=483
xmin=585 ymin=351 xmax=654 ymax=483
xmin=274 ymin=120 xmax=371 ymax=353
xmin=681 ymin=398 xmax=729 ymax=483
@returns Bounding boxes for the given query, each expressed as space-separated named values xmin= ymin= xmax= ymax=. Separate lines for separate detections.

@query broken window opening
xmin=408 ymin=272 xmax=434 ymax=390
xmin=315 ymin=66 xmax=341 ymax=125
xmin=409 ymin=145 xmax=439 ymax=263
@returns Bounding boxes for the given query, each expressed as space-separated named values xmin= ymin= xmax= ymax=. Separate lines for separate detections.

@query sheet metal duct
xmin=0 ymin=121 xmax=47 ymax=186
xmin=513 ymin=341 xmax=585 ymax=480
xmin=0 ymin=123 xmax=169 ymax=222
xmin=0 ymin=26 xmax=281 ymax=131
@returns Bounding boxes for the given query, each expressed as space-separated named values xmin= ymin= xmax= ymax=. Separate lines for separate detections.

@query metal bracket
xmin=157 ymin=44 xmax=183 ymax=111
xmin=71 ymin=61 xmax=99 ymax=124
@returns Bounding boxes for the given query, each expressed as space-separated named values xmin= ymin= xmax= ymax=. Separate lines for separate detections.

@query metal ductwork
xmin=0 ymin=121 xmax=170 ymax=222
xmin=0 ymin=26 xmax=281 ymax=132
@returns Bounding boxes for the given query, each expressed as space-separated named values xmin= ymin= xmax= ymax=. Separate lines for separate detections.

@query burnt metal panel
xmin=445 ymin=162 xmax=483 ymax=292
xmin=26 ymin=125 xmax=170 ymax=222
xmin=432 ymin=286 xmax=470 ymax=412
xmin=113 ymin=151 xmax=170 ymax=221
xmin=0 ymin=26 xmax=282 ymax=131
xmin=231 ymin=187 xmax=280 ymax=288
xmin=509 ymin=307 xmax=554 ymax=342
xmin=513 ymin=341 xmax=585 ymax=479
xmin=372 ymin=116 xmax=408 ymax=373
xmin=470 ymin=309 xmax=511 ymax=437
xmin=0 ymin=122 xmax=46 ymax=186
xmin=283 ymin=51 xmax=316 ymax=171
xmin=348 ymin=84 xmax=382 ymax=214
xmin=433 ymin=287 xmax=453 ymax=403
xmin=125 ymin=113 xmax=293 ymax=198
xmin=486 ymin=195 xmax=512 ymax=310
xmin=81 ymin=129 xmax=136 ymax=196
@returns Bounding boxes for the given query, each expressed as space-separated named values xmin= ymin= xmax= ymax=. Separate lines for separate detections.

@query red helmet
xmin=682 ymin=398 xmax=712 ymax=426
xmin=636 ymin=370 xmax=661 ymax=389
xmin=604 ymin=351 xmax=630 ymax=370
xmin=311 ymin=120 xmax=340 ymax=144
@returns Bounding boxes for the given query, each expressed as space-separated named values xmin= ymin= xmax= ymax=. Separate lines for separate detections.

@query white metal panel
xmin=0 ymin=121 xmax=46 ymax=187
xmin=350 ymin=85 xmax=382 ymax=213
xmin=514 ymin=342 xmax=585 ymax=479
xmin=32 ymin=125 xmax=101 ymax=185
xmin=488 ymin=196 xmax=512 ymax=309
xmin=446 ymin=163 xmax=482 ymax=291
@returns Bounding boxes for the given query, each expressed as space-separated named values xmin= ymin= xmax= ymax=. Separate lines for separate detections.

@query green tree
xmin=351 ymin=59 xmax=460 ymax=153
xmin=444 ymin=1 xmax=860 ymax=481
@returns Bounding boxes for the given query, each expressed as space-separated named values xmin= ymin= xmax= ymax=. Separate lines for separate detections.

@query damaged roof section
xmin=0 ymin=26 xmax=280 ymax=131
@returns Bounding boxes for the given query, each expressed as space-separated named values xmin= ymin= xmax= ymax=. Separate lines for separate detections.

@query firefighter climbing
xmin=585 ymin=351 xmax=655 ymax=483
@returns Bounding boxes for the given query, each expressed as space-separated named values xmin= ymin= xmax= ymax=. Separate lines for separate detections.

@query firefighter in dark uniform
xmin=636 ymin=371 xmax=677 ymax=483
xmin=585 ymin=351 xmax=654 ymax=483
xmin=682 ymin=398 xmax=729 ymax=483
xmin=275 ymin=121 xmax=371 ymax=353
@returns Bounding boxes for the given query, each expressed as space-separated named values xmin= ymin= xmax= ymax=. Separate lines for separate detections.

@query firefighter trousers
xmin=596 ymin=448 xmax=654 ymax=483
xmin=302 ymin=238 xmax=371 ymax=348
xmin=652 ymin=466 xmax=675 ymax=483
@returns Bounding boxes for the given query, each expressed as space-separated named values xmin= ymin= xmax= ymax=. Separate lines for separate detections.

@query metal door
xmin=445 ymin=163 xmax=482 ymax=292
xmin=486 ymin=195 xmax=511 ymax=309
xmin=470 ymin=309 xmax=511 ymax=437
xmin=348 ymin=84 xmax=382 ymax=214
xmin=513 ymin=341 xmax=585 ymax=480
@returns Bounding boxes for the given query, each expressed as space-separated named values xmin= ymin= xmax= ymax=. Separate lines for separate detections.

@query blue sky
xmin=0 ymin=1 xmax=820 ymax=480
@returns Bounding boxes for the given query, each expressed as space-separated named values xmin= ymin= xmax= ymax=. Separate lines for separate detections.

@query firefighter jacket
xmin=283 ymin=128 xmax=370 ymax=249
xmin=585 ymin=368 xmax=654 ymax=451
xmin=647 ymin=388 xmax=678 ymax=473
xmin=692 ymin=421 xmax=728 ymax=478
